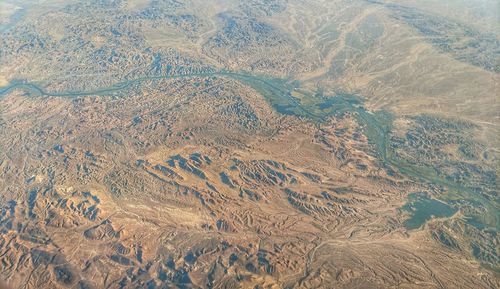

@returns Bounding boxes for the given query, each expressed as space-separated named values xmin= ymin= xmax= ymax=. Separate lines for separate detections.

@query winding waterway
xmin=0 ymin=71 xmax=497 ymax=233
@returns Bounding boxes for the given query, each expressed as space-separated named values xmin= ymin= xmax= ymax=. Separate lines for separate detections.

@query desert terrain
xmin=0 ymin=0 xmax=498 ymax=288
